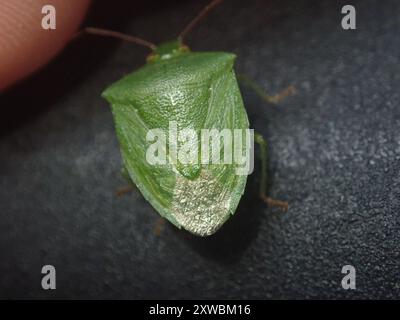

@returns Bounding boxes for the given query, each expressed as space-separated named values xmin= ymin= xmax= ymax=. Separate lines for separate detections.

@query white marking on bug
xmin=171 ymin=170 xmax=232 ymax=236
xmin=167 ymin=90 xmax=184 ymax=106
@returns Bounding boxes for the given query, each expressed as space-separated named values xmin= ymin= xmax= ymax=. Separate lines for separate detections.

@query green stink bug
xmin=83 ymin=0 xmax=292 ymax=236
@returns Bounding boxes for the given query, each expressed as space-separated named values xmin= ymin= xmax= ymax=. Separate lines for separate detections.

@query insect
xmin=82 ymin=0 xmax=293 ymax=236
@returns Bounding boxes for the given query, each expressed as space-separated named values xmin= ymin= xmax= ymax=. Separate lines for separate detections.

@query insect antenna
xmin=178 ymin=0 xmax=224 ymax=42
xmin=74 ymin=27 xmax=156 ymax=51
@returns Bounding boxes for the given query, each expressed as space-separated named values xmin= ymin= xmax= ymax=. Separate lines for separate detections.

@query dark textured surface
xmin=0 ymin=0 xmax=399 ymax=299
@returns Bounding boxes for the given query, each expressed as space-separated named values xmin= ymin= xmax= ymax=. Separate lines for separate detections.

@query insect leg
xmin=115 ymin=166 xmax=135 ymax=197
xmin=119 ymin=167 xmax=166 ymax=234
xmin=153 ymin=217 xmax=166 ymax=236
xmin=237 ymin=74 xmax=296 ymax=104
xmin=255 ymin=132 xmax=288 ymax=211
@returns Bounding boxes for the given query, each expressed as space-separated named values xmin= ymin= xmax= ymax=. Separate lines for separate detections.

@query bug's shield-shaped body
xmin=102 ymin=50 xmax=250 ymax=236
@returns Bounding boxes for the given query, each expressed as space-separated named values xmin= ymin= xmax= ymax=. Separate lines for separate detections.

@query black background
xmin=0 ymin=0 xmax=399 ymax=299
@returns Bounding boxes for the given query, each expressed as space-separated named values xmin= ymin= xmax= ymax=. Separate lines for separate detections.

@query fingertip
xmin=0 ymin=0 xmax=91 ymax=92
